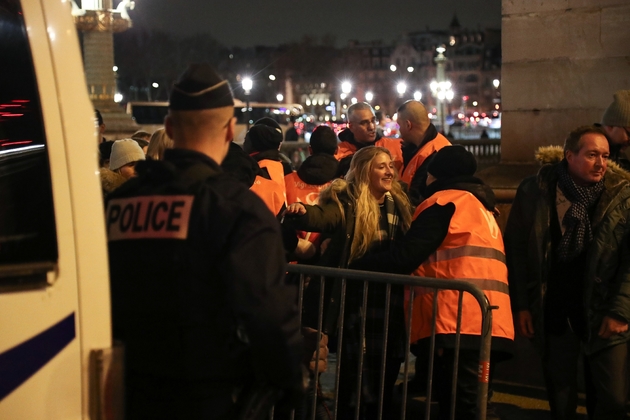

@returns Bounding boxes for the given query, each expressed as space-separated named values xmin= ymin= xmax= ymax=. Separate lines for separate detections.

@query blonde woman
xmin=146 ymin=128 xmax=174 ymax=160
xmin=284 ymin=146 xmax=412 ymax=420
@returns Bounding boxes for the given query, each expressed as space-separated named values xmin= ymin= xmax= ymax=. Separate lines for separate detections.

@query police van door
xmin=0 ymin=1 xmax=112 ymax=418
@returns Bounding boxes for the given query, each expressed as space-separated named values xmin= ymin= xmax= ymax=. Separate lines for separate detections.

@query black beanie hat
xmin=99 ymin=140 xmax=115 ymax=160
xmin=427 ymin=145 xmax=477 ymax=179
xmin=246 ymin=118 xmax=283 ymax=151
xmin=310 ymin=126 xmax=338 ymax=155
xmin=169 ymin=63 xmax=233 ymax=111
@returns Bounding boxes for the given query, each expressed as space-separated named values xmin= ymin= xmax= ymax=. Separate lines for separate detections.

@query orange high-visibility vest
xmin=406 ymin=189 xmax=514 ymax=344
xmin=284 ymin=172 xmax=333 ymax=244
xmin=400 ymin=133 xmax=451 ymax=185
xmin=250 ymin=175 xmax=285 ymax=217
xmin=334 ymin=137 xmax=403 ymax=172
xmin=258 ymin=159 xmax=287 ymax=203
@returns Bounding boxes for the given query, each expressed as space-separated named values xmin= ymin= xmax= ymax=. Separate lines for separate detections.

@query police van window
xmin=0 ymin=0 xmax=58 ymax=289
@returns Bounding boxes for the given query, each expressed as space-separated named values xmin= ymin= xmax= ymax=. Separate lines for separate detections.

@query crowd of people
xmin=99 ymin=62 xmax=630 ymax=420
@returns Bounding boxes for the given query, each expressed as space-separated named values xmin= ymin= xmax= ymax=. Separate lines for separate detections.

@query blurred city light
xmin=493 ymin=79 xmax=500 ymax=88
xmin=397 ymin=82 xmax=407 ymax=96
xmin=390 ymin=64 xmax=397 ymax=72
xmin=242 ymin=77 xmax=253 ymax=94
xmin=365 ymin=91 xmax=374 ymax=102
xmin=407 ymin=66 xmax=414 ymax=73
xmin=114 ymin=93 xmax=123 ymax=103
xmin=152 ymin=82 xmax=159 ymax=88
xmin=113 ymin=66 xmax=118 ymax=72
xmin=414 ymin=91 xmax=422 ymax=101
xmin=269 ymin=74 xmax=276 ymax=81
xmin=276 ymin=93 xmax=283 ymax=102
xmin=341 ymin=81 xmax=352 ymax=94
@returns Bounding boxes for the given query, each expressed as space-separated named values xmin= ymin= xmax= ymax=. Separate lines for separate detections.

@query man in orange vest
xmin=222 ymin=142 xmax=286 ymax=220
xmin=335 ymin=102 xmax=403 ymax=176
xmin=396 ymin=100 xmax=451 ymax=205
xmin=352 ymin=146 xmax=514 ymax=419
xmin=285 ymin=125 xmax=339 ymax=261
xmin=244 ymin=117 xmax=294 ymax=199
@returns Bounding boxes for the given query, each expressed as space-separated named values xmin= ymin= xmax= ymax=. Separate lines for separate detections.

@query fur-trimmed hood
xmin=534 ymin=145 xmax=630 ymax=181
xmin=100 ymin=167 xmax=127 ymax=196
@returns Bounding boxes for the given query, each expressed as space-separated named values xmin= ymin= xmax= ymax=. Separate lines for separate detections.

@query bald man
xmin=397 ymin=100 xmax=451 ymax=204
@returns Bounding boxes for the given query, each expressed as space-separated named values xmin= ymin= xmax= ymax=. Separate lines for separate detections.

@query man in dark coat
xmin=505 ymin=126 xmax=630 ymax=420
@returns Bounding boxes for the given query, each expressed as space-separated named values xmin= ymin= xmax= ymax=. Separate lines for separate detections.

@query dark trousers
xmin=432 ymin=348 xmax=489 ymax=420
xmin=336 ymin=355 xmax=402 ymax=420
xmin=125 ymin=372 xmax=237 ymax=420
xmin=586 ymin=342 xmax=629 ymax=420
xmin=542 ymin=329 xmax=585 ymax=420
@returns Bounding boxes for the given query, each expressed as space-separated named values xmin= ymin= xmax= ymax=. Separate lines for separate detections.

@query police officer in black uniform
xmin=106 ymin=64 xmax=304 ymax=419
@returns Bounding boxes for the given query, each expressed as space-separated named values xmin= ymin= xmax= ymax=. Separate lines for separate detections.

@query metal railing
xmin=280 ymin=138 xmax=501 ymax=169
xmin=284 ymin=264 xmax=494 ymax=420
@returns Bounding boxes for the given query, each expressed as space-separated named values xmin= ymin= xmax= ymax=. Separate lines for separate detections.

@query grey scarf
xmin=556 ymin=161 xmax=604 ymax=261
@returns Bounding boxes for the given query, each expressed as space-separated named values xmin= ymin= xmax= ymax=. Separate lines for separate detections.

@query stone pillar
xmin=501 ymin=0 xmax=630 ymax=163
xmin=83 ymin=31 xmax=117 ymax=112
xmin=75 ymin=2 xmax=139 ymax=137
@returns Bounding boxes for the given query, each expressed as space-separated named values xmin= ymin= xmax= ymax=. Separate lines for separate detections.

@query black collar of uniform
xmin=402 ymin=123 xmax=438 ymax=165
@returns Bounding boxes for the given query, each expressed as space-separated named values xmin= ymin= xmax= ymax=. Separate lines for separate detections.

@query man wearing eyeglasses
xmin=599 ymin=90 xmax=630 ymax=170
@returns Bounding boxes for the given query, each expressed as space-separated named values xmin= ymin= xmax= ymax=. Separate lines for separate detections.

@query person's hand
xmin=598 ymin=315 xmax=628 ymax=339
xmin=284 ymin=202 xmax=306 ymax=216
xmin=294 ymin=238 xmax=316 ymax=260
xmin=516 ymin=310 xmax=535 ymax=338
xmin=302 ymin=327 xmax=329 ymax=373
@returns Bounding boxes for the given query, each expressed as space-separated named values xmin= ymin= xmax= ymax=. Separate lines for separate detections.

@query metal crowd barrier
xmin=281 ymin=264 xmax=494 ymax=420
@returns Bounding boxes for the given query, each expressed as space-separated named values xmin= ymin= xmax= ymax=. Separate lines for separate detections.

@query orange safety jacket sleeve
xmin=350 ymin=202 xmax=454 ymax=273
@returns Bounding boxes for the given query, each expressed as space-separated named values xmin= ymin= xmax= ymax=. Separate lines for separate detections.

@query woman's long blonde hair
xmin=319 ymin=146 xmax=412 ymax=262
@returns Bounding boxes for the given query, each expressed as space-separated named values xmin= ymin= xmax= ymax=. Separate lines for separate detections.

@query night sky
xmin=126 ymin=0 xmax=502 ymax=47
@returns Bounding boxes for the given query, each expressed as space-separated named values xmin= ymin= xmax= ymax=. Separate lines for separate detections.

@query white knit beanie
xmin=602 ymin=90 xmax=630 ymax=127
xmin=110 ymin=139 xmax=145 ymax=171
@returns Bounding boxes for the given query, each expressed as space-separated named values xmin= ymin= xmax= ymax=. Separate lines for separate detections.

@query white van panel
xmin=0 ymin=0 xmax=112 ymax=418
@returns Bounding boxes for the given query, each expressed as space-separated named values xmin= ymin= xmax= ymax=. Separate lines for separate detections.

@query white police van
xmin=0 ymin=0 xmax=121 ymax=418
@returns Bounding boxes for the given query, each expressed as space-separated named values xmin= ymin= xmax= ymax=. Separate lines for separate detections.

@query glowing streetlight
xmin=341 ymin=81 xmax=352 ymax=94
xmin=390 ymin=64 xmax=397 ymax=72
xmin=365 ymin=91 xmax=374 ymax=102
xmin=397 ymin=82 xmax=407 ymax=97
xmin=242 ymin=77 xmax=253 ymax=130
xmin=269 ymin=74 xmax=276 ymax=81
xmin=351 ymin=97 xmax=358 ymax=104
xmin=414 ymin=91 xmax=422 ymax=101
xmin=114 ymin=93 xmax=123 ymax=103
xmin=407 ymin=66 xmax=414 ymax=73
xmin=113 ymin=65 xmax=118 ymax=72
xmin=242 ymin=77 xmax=253 ymax=94
xmin=152 ymin=82 xmax=159 ymax=88
xmin=276 ymin=93 xmax=284 ymax=102
xmin=493 ymin=79 xmax=500 ymax=89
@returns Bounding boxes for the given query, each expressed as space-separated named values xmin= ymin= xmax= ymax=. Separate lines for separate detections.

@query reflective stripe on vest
xmin=406 ymin=189 xmax=514 ymax=343
xmin=401 ymin=133 xmax=451 ymax=184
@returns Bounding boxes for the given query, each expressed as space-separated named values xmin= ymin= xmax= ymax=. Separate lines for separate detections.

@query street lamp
xmin=365 ymin=91 xmax=374 ymax=102
xmin=242 ymin=77 xmax=253 ymax=130
xmin=341 ymin=81 xmax=352 ymax=121
xmin=390 ymin=64 xmax=397 ymax=72
xmin=493 ymin=79 xmax=500 ymax=89
xmin=276 ymin=93 xmax=284 ymax=102
xmin=430 ymin=80 xmax=454 ymax=134
xmin=396 ymin=82 xmax=407 ymax=98
xmin=432 ymin=45 xmax=451 ymax=133
xmin=414 ymin=91 xmax=422 ymax=102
